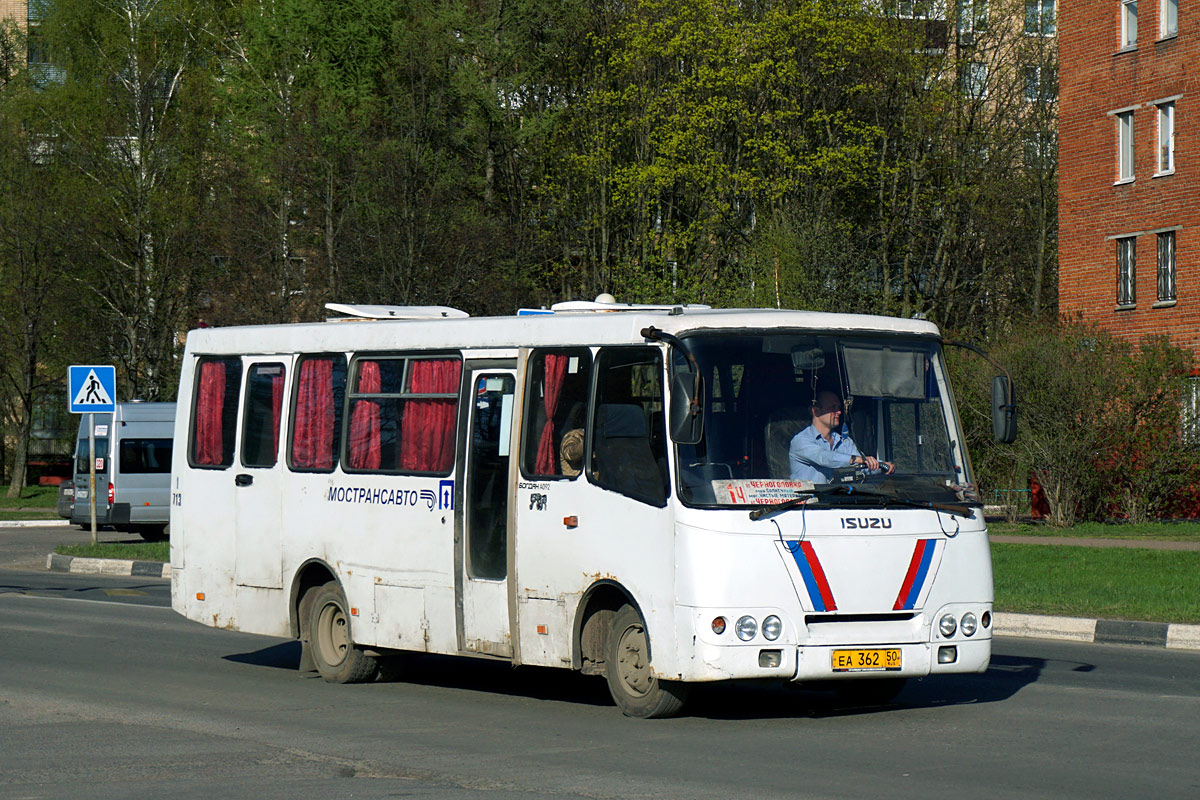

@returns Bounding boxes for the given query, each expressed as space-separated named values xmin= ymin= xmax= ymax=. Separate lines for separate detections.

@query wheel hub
xmin=315 ymin=601 xmax=350 ymax=668
xmin=616 ymin=624 xmax=653 ymax=696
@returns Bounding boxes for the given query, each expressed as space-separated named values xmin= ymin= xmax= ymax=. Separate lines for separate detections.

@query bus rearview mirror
xmin=670 ymin=373 xmax=703 ymax=445
xmin=992 ymin=375 xmax=1017 ymax=444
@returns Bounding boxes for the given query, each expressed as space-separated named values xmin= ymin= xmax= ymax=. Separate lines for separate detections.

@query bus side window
xmin=521 ymin=348 xmax=592 ymax=479
xmin=589 ymin=347 xmax=669 ymax=506
xmin=189 ymin=356 xmax=242 ymax=468
xmin=241 ymin=363 xmax=287 ymax=468
xmin=289 ymin=355 xmax=347 ymax=472
xmin=345 ymin=355 xmax=461 ymax=474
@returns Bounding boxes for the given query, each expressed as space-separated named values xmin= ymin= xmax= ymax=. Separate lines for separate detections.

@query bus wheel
xmin=307 ymin=582 xmax=378 ymax=684
xmin=605 ymin=605 xmax=689 ymax=718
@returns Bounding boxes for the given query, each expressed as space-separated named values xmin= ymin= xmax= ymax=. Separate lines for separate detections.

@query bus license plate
xmin=831 ymin=648 xmax=902 ymax=673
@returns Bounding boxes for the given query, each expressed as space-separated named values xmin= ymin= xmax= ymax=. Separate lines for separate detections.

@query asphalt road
xmin=2 ymin=566 xmax=1199 ymax=800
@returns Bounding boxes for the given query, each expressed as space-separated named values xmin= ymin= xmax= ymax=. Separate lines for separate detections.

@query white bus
xmin=171 ymin=300 xmax=1011 ymax=717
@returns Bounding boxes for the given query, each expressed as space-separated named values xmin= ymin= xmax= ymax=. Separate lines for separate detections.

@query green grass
xmin=0 ymin=485 xmax=60 ymax=509
xmin=0 ymin=510 xmax=60 ymax=520
xmin=989 ymin=520 xmax=1200 ymax=542
xmin=992 ymin=543 xmax=1200 ymax=624
xmin=55 ymin=541 xmax=169 ymax=562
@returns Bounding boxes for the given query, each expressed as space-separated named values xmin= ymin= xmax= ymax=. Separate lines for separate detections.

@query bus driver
xmin=789 ymin=390 xmax=894 ymax=483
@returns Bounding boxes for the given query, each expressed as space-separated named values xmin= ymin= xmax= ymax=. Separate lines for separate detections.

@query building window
xmin=1025 ymin=130 xmax=1056 ymax=168
xmin=899 ymin=0 xmax=948 ymax=19
xmin=962 ymin=62 xmax=988 ymax=99
xmin=1182 ymin=377 xmax=1200 ymax=446
xmin=1157 ymin=230 xmax=1177 ymax=302
xmin=1117 ymin=237 xmax=1137 ymax=306
xmin=1025 ymin=65 xmax=1057 ymax=103
xmin=1157 ymin=101 xmax=1175 ymax=174
xmin=957 ymin=0 xmax=988 ymax=41
xmin=1117 ymin=110 xmax=1135 ymax=181
xmin=1121 ymin=0 xmax=1138 ymax=48
xmin=1025 ymin=0 xmax=1055 ymax=35
xmin=1161 ymin=0 xmax=1178 ymax=38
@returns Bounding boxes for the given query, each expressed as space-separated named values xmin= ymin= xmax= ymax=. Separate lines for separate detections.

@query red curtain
xmin=194 ymin=360 xmax=226 ymax=465
xmin=349 ymin=361 xmax=382 ymax=470
xmin=400 ymin=359 xmax=461 ymax=472
xmin=292 ymin=359 xmax=333 ymax=469
xmin=535 ymin=354 xmax=568 ymax=474
xmin=269 ymin=370 xmax=285 ymax=462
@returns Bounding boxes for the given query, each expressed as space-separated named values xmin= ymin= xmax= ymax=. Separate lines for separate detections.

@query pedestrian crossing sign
xmin=68 ymin=365 xmax=116 ymax=413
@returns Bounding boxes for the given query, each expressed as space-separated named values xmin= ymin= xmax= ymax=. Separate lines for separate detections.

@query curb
xmin=995 ymin=612 xmax=1200 ymax=651
xmin=1 ymin=519 xmax=70 ymax=528
xmin=46 ymin=552 xmax=170 ymax=579
xmin=37 ymin=555 xmax=1200 ymax=652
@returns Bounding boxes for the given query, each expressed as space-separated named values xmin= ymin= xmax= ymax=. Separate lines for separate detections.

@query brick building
xmin=1058 ymin=0 xmax=1198 ymax=351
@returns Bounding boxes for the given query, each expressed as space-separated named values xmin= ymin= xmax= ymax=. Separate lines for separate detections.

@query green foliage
xmin=0 ymin=0 xmax=1067 ymax=486
xmin=952 ymin=320 xmax=1200 ymax=526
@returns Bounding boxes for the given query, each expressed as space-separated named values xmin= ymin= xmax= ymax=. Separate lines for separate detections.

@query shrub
xmin=949 ymin=320 xmax=1199 ymax=526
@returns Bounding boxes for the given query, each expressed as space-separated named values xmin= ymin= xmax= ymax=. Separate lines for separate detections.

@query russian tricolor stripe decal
xmin=894 ymin=539 xmax=938 ymax=610
xmin=790 ymin=541 xmax=838 ymax=612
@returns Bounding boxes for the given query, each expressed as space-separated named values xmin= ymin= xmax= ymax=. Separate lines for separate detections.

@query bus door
xmin=233 ymin=357 xmax=293 ymax=590
xmin=457 ymin=361 xmax=517 ymax=657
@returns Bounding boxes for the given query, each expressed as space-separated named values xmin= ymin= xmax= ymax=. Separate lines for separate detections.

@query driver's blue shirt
xmin=788 ymin=424 xmax=864 ymax=482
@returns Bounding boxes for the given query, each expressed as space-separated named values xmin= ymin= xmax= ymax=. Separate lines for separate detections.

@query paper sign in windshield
xmin=713 ymin=479 xmax=814 ymax=505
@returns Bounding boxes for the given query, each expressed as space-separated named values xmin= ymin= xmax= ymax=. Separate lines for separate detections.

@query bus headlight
xmin=735 ymin=616 xmax=758 ymax=641
xmin=762 ymin=615 xmax=782 ymax=641
xmin=961 ymin=612 xmax=978 ymax=637
xmin=938 ymin=614 xmax=957 ymax=638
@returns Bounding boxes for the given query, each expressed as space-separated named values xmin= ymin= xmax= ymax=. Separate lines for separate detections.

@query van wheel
xmin=605 ymin=604 xmax=689 ymax=718
xmin=137 ymin=524 xmax=168 ymax=542
xmin=307 ymin=581 xmax=379 ymax=683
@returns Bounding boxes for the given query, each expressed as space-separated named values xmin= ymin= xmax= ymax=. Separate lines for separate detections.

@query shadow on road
xmin=222 ymin=642 xmax=1081 ymax=718
xmin=224 ymin=641 xmax=303 ymax=671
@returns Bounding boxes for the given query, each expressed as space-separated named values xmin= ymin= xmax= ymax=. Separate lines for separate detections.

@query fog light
xmin=981 ymin=610 xmax=992 ymax=629
xmin=711 ymin=616 xmax=727 ymax=635
xmin=938 ymin=613 xmax=957 ymax=638
xmin=961 ymin=612 xmax=978 ymax=637
xmin=736 ymin=615 xmax=758 ymax=641
xmin=938 ymin=645 xmax=958 ymax=664
xmin=759 ymin=649 xmax=782 ymax=668
xmin=762 ymin=615 xmax=782 ymax=641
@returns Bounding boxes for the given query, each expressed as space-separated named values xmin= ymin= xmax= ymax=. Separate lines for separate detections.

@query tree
xmin=0 ymin=77 xmax=84 ymax=496
xmin=37 ymin=0 xmax=224 ymax=400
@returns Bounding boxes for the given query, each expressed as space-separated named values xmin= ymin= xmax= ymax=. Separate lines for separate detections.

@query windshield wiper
xmin=749 ymin=484 xmax=973 ymax=521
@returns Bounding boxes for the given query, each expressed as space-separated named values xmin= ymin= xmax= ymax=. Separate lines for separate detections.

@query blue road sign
xmin=69 ymin=365 xmax=117 ymax=413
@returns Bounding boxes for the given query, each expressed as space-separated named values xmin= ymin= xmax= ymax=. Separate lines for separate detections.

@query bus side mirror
xmin=992 ymin=375 xmax=1017 ymax=444
xmin=670 ymin=373 xmax=703 ymax=445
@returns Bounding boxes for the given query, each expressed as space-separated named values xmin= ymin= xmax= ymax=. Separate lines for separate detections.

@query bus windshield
xmin=674 ymin=331 xmax=974 ymax=509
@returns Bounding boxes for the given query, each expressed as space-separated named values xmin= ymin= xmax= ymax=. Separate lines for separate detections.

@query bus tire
xmin=605 ymin=604 xmax=689 ymax=718
xmin=307 ymin=581 xmax=379 ymax=684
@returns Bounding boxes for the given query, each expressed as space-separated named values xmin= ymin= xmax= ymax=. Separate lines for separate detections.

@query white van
xmin=71 ymin=401 xmax=175 ymax=540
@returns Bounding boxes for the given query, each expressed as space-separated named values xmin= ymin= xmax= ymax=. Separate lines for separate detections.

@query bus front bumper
xmin=680 ymin=638 xmax=990 ymax=683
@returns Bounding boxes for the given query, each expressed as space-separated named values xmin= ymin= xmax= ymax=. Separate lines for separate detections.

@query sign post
xmin=68 ymin=366 xmax=116 ymax=545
